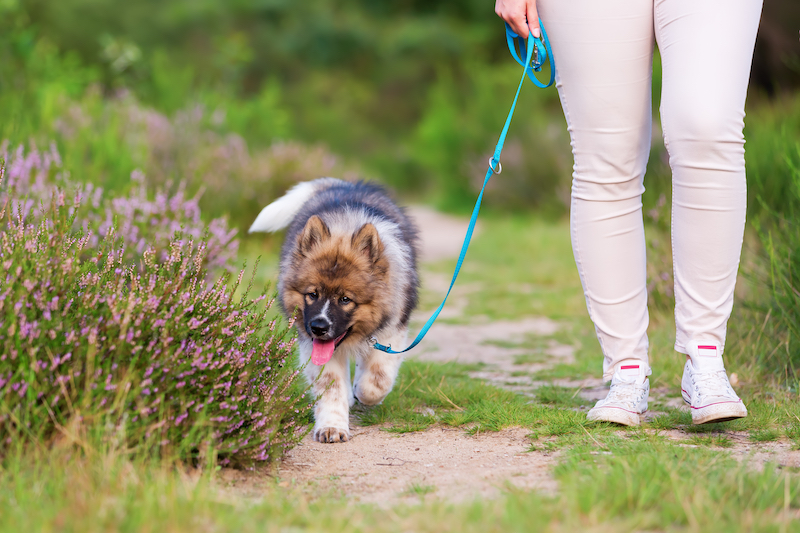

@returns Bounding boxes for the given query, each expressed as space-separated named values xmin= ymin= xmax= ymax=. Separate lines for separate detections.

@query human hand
xmin=494 ymin=0 xmax=540 ymax=39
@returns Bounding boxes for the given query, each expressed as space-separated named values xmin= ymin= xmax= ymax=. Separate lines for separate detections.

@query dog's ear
xmin=298 ymin=215 xmax=331 ymax=254
xmin=352 ymin=223 xmax=384 ymax=264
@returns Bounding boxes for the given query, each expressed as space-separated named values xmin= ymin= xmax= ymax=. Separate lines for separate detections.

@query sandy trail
xmin=279 ymin=426 xmax=558 ymax=505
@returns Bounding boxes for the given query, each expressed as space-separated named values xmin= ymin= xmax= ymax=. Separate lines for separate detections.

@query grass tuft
xmin=648 ymin=409 xmax=692 ymax=430
xmin=749 ymin=429 xmax=781 ymax=443
xmin=404 ymin=483 xmax=436 ymax=498
xmin=684 ymin=435 xmax=735 ymax=448
xmin=535 ymin=385 xmax=591 ymax=408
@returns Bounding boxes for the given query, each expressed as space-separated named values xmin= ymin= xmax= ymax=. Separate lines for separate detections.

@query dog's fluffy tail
xmin=248 ymin=178 xmax=340 ymax=233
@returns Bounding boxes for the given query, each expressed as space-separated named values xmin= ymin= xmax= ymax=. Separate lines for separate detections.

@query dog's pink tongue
xmin=311 ymin=339 xmax=336 ymax=366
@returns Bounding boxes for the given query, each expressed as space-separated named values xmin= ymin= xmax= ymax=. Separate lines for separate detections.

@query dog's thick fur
xmin=249 ymin=178 xmax=419 ymax=443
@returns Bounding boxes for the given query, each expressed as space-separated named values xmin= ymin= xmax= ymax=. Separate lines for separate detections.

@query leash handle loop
xmin=504 ymin=22 xmax=555 ymax=89
xmin=373 ymin=21 xmax=555 ymax=355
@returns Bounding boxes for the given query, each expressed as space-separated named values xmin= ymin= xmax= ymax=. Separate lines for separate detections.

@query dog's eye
xmin=307 ymin=291 xmax=318 ymax=300
xmin=339 ymin=296 xmax=351 ymax=304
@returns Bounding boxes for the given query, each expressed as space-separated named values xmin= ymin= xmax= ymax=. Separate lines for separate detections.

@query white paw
xmin=313 ymin=426 xmax=351 ymax=443
xmin=353 ymin=357 xmax=400 ymax=406
xmin=354 ymin=377 xmax=392 ymax=406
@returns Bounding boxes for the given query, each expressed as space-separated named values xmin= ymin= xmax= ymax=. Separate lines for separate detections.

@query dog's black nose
xmin=309 ymin=318 xmax=330 ymax=337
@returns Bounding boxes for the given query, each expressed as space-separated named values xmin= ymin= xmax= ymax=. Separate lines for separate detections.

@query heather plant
xmin=0 ymin=141 xmax=238 ymax=274
xmin=0 ymin=162 xmax=309 ymax=465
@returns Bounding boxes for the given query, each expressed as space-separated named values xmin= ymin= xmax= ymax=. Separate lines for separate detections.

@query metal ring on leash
xmin=489 ymin=158 xmax=502 ymax=174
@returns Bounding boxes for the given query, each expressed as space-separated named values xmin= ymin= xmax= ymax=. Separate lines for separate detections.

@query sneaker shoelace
xmin=692 ymin=370 xmax=735 ymax=402
xmin=605 ymin=380 xmax=645 ymax=408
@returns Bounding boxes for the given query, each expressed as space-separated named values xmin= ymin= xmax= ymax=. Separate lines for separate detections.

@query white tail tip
xmin=248 ymin=178 xmax=339 ymax=233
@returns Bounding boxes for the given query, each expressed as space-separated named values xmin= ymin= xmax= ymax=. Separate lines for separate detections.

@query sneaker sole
xmin=586 ymin=406 xmax=642 ymax=427
xmin=691 ymin=404 xmax=748 ymax=425
xmin=681 ymin=391 xmax=748 ymax=425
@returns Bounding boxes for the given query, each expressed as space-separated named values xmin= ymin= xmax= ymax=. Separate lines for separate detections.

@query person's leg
xmin=537 ymin=0 xmax=654 ymax=382
xmin=656 ymin=0 xmax=762 ymax=355
xmin=656 ymin=0 xmax=762 ymax=423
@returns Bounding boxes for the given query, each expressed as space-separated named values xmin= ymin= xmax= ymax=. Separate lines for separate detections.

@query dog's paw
xmin=354 ymin=378 xmax=391 ymax=406
xmin=354 ymin=386 xmax=385 ymax=406
xmin=314 ymin=426 xmax=351 ymax=443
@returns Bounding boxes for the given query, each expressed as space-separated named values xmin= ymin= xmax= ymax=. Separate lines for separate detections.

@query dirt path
xmin=407 ymin=206 xmax=578 ymax=397
xmin=279 ymin=426 xmax=558 ymax=505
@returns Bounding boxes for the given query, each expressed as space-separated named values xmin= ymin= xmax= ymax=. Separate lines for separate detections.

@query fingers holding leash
xmin=495 ymin=0 xmax=541 ymax=39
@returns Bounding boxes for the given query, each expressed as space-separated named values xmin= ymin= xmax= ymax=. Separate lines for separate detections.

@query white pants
xmin=536 ymin=0 xmax=763 ymax=380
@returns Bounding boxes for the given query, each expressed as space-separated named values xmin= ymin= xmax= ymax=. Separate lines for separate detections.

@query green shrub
xmin=408 ymin=64 xmax=570 ymax=214
xmin=0 ymin=161 xmax=309 ymax=465
xmin=726 ymin=98 xmax=800 ymax=379
xmin=20 ymin=91 xmax=352 ymax=231
xmin=757 ymin=142 xmax=800 ymax=375
xmin=746 ymin=96 xmax=800 ymax=217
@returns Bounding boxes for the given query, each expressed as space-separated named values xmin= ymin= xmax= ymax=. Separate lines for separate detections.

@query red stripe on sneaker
xmin=698 ymin=345 xmax=716 ymax=350
xmin=620 ymin=365 xmax=639 ymax=370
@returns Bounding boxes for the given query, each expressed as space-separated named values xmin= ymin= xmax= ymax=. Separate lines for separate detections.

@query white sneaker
xmin=587 ymin=361 xmax=649 ymax=426
xmin=681 ymin=342 xmax=747 ymax=425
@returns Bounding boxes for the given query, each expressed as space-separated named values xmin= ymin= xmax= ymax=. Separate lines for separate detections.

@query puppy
xmin=249 ymin=178 xmax=419 ymax=442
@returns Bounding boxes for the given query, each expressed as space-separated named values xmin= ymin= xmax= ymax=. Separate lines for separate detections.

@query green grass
xmin=555 ymin=438 xmax=800 ymax=531
xmin=352 ymin=357 xmax=800 ymax=460
xmin=649 ymin=408 xmax=694 ymax=430
xmin=684 ymin=435 xmax=735 ymax=448
xmin=787 ymin=423 xmax=800 ymax=445
xmin=4 ymin=432 xmax=800 ymax=532
xmin=424 ymin=215 xmax=585 ymax=321
xmin=358 ymin=360 xmax=553 ymax=434
xmin=10 ymin=208 xmax=800 ymax=530
xmin=512 ymin=352 xmax=548 ymax=365
xmin=535 ymin=385 xmax=591 ymax=408
xmin=404 ymin=483 xmax=436 ymax=498
xmin=417 ymin=215 xmax=608 ymax=381
xmin=355 ymin=360 xmax=624 ymax=445
xmin=647 ymin=398 xmax=800 ymax=435
xmin=751 ymin=429 xmax=782 ymax=443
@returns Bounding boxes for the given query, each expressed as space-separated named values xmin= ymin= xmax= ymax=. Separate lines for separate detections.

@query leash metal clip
xmin=531 ymin=39 xmax=545 ymax=71
xmin=370 ymin=336 xmax=392 ymax=352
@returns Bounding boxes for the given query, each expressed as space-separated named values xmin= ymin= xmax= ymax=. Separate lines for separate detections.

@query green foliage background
xmin=0 ymin=0 xmax=576 ymax=214
xmin=2 ymin=0 xmax=799 ymax=214
xmin=1 ymin=0 xmax=799 ymax=373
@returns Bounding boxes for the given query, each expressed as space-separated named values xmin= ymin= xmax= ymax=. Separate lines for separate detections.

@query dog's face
xmin=283 ymin=216 xmax=390 ymax=365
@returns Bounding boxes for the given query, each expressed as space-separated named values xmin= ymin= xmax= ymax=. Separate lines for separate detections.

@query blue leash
xmin=372 ymin=22 xmax=555 ymax=355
